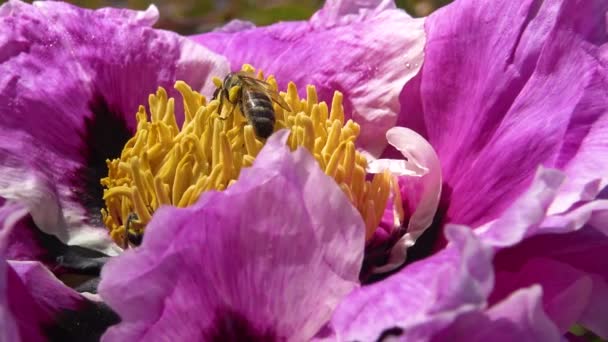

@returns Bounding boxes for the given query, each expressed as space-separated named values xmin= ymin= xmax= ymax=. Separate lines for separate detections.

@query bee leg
xmin=227 ymin=99 xmax=239 ymax=118
xmin=217 ymin=92 xmax=225 ymax=116
xmin=237 ymin=100 xmax=245 ymax=118
xmin=212 ymin=87 xmax=221 ymax=101
xmin=218 ymin=88 xmax=232 ymax=120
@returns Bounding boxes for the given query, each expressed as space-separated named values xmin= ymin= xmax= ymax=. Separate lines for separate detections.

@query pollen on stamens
xmin=101 ymin=64 xmax=391 ymax=247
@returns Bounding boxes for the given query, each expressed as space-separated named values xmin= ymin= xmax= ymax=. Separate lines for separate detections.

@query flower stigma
xmin=101 ymin=65 xmax=392 ymax=247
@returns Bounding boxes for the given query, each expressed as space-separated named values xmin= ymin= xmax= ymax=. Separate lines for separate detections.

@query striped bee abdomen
xmin=242 ymin=90 xmax=276 ymax=139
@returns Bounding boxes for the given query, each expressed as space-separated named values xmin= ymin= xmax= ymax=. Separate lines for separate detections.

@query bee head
xmin=224 ymin=73 xmax=242 ymax=89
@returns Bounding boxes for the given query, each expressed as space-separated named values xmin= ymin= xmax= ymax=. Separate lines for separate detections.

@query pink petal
xmin=397 ymin=0 xmax=608 ymax=227
xmin=193 ymin=0 xmax=426 ymax=156
xmin=98 ymin=131 xmax=365 ymax=341
xmin=0 ymin=0 xmax=228 ymax=253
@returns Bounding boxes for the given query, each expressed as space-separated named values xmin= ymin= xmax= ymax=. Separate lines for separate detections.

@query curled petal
xmin=478 ymin=167 xmax=608 ymax=338
xmin=99 ymin=130 xmax=365 ymax=341
xmin=0 ymin=148 xmax=118 ymax=255
xmin=434 ymin=286 xmax=561 ymax=342
xmin=386 ymin=127 xmax=442 ymax=236
xmin=333 ymin=167 xmax=607 ymax=340
xmin=212 ymin=19 xmax=256 ymax=33
xmin=367 ymin=127 xmax=442 ymax=272
xmin=477 ymin=168 xmax=608 ymax=247
xmin=311 ymin=0 xmax=399 ymax=24
xmin=0 ymin=198 xmax=56 ymax=265
xmin=1 ymin=195 xmax=112 ymax=290
xmin=329 ymin=225 xmax=493 ymax=341
xmin=493 ymin=258 xmax=594 ymax=335
xmin=490 ymin=225 xmax=608 ymax=338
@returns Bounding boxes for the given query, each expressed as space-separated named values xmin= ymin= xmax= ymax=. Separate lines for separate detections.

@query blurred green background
xmin=7 ymin=0 xmax=451 ymax=34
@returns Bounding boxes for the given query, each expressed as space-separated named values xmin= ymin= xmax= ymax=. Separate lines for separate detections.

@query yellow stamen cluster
xmin=101 ymin=65 xmax=391 ymax=247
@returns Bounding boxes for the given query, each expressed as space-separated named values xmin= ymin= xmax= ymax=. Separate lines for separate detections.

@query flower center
xmin=101 ymin=65 xmax=391 ymax=248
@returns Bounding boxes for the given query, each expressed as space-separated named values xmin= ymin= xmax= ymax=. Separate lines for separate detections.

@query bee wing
xmin=265 ymin=87 xmax=292 ymax=113
xmin=236 ymin=73 xmax=292 ymax=112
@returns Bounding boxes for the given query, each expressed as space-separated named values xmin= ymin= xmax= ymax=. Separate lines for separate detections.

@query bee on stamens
xmin=213 ymin=71 xmax=291 ymax=139
xmin=124 ymin=212 xmax=143 ymax=248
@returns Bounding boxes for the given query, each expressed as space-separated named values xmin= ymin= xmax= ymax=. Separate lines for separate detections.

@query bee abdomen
xmin=250 ymin=116 xmax=275 ymax=138
xmin=243 ymin=92 xmax=273 ymax=115
xmin=243 ymin=91 xmax=276 ymax=138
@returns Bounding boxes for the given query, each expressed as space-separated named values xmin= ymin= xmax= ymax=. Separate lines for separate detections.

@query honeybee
xmin=213 ymin=72 xmax=291 ymax=139
xmin=124 ymin=212 xmax=143 ymax=248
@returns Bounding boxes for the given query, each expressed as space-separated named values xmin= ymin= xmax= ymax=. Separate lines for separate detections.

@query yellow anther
xmin=208 ymin=164 xmax=224 ymax=190
xmin=323 ymin=121 xmax=342 ymax=159
xmin=330 ymin=91 xmax=345 ymax=124
xmin=212 ymin=77 xmax=223 ymax=88
xmin=131 ymin=187 xmax=152 ymax=223
xmin=149 ymin=87 xmax=167 ymax=122
xmin=326 ymin=142 xmax=346 ymax=178
xmin=244 ymin=125 xmax=262 ymax=156
xmin=391 ymin=175 xmax=405 ymax=227
xmin=242 ymin=64 xmax=256 ymax=73
xmin=287 ymin=82 xmax=300 ymax=112
xmin=374 ymin=170 xmax=392 ymax=230
xmin=212 ymin=119 xmax=222 ymax=168
xmin=101 ymin=65 xmax=392 ymax=247
xmin=220 ymin=132 xmax=234 ymax=181
xmin=343 ymin=142 xmax=356 ymax=184
xmin=306 ymin=85 xmax=318 ymax=112
xmin=153 ymin=176 xmax=171 ymax=205
xmin=228 ymin=86 xmax=241 ymax=103
xmin=103 ymin=186 xmax=133 ymax=200
xmin=319 ymin=102 xmax=329 ymax=123
xmin=300 ymin=116 xmax=315 ymax=152
xmin=364 ymin=199 xmax=377 ymax=240
xmin=175 ymin=81 xmax=203 ymax=124
xmin=177 ymin=185 xmax=196 ymax=207
xmin=243 ymin=155 xmax=255 ymax=167
xmin=129 ymin=157 xmax=149 ymax=203
xmin=172 ymin=155 xmax=194 ymax=204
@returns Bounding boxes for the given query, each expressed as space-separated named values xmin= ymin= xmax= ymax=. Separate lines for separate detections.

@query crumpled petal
xmin=0 ymin=195 xmax=112 ymax=289
xmin=0 ymin=257 xmax=119 ymax=341
xmin=477 ymin=168 xmax=608 ymax=338
xmin=476 ymin=168 xmax=608 ymax=246
xmin=367 ymin=126 xmax=442 ymax=272
xmin=397 ymin=0 xmax=608 ymax=227
xmin=99 ymin=131 xmax=365 ymax=341
xmin=327 ymin=224 xmax=494 ymax=341
xmin=0 ymin=197 xmax=55 ymax=265
xmin=193 ymin=0 xmax=426 ymax=156
xmin=384 ymin=0 xmax=608 ymax=335
xmin=493 ymin=258 xmax=594 ymax=336
xmin=212 ymin=19 xmax=256 ymax=33
xmin=432 ymin=286 xmax=561 ymax=342
xmin=331 ymin=166 xmax=607 ymax=340
xmin=0 ymin=0 xmax=229 ymax=254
